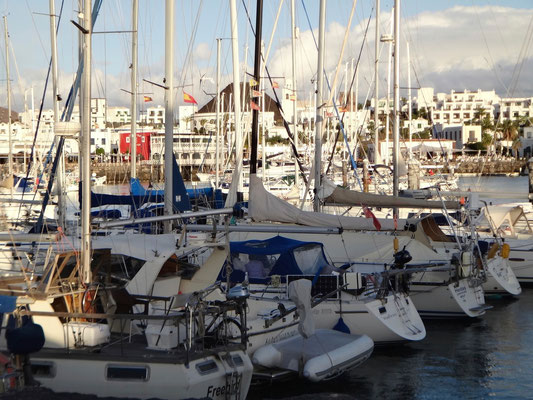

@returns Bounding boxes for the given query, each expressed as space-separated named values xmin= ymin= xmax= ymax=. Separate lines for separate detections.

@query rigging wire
xmin=240 ymin=0 xmax=309 ymax=187
xmin=325 ymin=4 xmax=373 ymax=176
xmin=507 ymin=13 xmax=533 ymax=97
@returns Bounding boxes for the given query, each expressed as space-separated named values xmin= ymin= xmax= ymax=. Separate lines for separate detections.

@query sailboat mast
xmin=392 ymin=0 xmax=400 ymax=198
xmin=3 ymin=16 xmax=12 ymax=184
xmin=250 ymin=0 xmax=263 ymax=175
xmin=373 ymin=0 xmax=380 ymax=164
xmin=49 ymin=0 xmax=67 ymax=230
xmin=291 ymin=0 xmax=298 ymax=185
xmin=216 ymin=38 xmax=221 ymax=189
xmin=130 ymin=0 xmax=138 ymax=178
xmin=313 ymin=0 xmax=326 ymax=212
xmin=81 ymin=0 xmax=92 ymax=284
xmin=163 ymin=0 xmax=174 ymax=233
xmin=225 ymin=0 xmax=244 ymax=206
xmin=407 ymin=41 xmax=412 ymax=159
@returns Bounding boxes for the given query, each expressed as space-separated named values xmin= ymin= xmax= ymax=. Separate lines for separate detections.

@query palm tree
xmin=473 ymin=107 xmax=487 ymax=123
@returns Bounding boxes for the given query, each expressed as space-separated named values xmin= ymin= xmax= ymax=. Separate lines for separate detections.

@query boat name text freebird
xmin=206 ymin=375 xmax=242 ymax=398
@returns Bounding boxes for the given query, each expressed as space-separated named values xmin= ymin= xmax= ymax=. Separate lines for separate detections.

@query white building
xmin=150 ymin=131 xmax=221 ymax=168
xmin=517 ymin=126 xmax=533 ymax=158
xmin=179 ymin=105 xmax=197 ymax=132
xmin=142 ymin=105 xmax=165 ymax=126
xmin=434 ymin=124 xmax=482 ymax=150
xmin=107 ymin=106 xmax=131 ymax=125
xmin=431 ymin=89 xmax=498 ymax=126
xmin=403 ymin=118 xmax=430 ymax=135
xmin=416 ymin=87 xmax=434 ymax=111
xmin=497 ymin=97 xmax=533 ymax=122
xmin=90 ymin=128 xmax=119 ymax=155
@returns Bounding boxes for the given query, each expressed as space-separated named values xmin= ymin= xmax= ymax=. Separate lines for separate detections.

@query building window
xmin=102 ymin=138 xmax=106 ymax=145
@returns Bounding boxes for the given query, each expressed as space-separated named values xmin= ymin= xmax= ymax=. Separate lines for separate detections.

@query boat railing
xmin=16 ymin=290 xmax=249 ymax=364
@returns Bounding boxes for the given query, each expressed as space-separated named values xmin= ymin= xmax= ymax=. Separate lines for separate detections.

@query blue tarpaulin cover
xmin=0 ymin=296 xmax=17 ymax=313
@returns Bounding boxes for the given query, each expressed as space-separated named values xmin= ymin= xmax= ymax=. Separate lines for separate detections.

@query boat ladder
xmin=393 ymin=295 xmax=422 ymax=335
xmin=224 ymin=370 xmax=242 ymax=400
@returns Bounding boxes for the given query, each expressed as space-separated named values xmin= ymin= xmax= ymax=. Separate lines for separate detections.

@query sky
xmin=0 ymin=0 xmax=532 ymax=115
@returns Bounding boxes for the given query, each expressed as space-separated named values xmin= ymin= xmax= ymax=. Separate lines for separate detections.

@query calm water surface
xmin=250 ymin=291 xmax=533 ymax=399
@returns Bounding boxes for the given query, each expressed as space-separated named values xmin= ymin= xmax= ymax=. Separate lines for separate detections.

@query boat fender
xmin=487 ymin=242 xmax=500 ymax=259
xmin=5 ymin=316 xmax=45 ymax=355
xmin=501 ymin=243 xmax=510 ymax=259
xmin=393 ymin=237 xmax=399 ymax=252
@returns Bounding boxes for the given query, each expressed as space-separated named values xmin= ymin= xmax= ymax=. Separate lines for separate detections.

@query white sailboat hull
xmin=246 ymin=291 xmax=425 ymax=345
xmin=409 ymin=276 xmax=488 ymax=318
xmin=31 ymin=350 xmax=253 ymax=400
xmin=483 ymin=257 xmax=521 ymax=295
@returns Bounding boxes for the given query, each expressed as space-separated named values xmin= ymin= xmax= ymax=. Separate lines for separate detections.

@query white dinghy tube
xmin=252 ymin=280 xmax=374 ymax=381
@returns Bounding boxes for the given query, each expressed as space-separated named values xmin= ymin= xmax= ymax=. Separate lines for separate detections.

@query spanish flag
xmin=143 ymin=96 xmax=153 ymax=102
xmin=272 ymin=81 xmax=279 ymax=89
xmin=252 ymin=89 xmax=262 ymax=97
xmin=183 ymin=92 xmax=198 ymax=104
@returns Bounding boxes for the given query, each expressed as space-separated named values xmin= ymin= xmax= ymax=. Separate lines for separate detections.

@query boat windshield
xmin=293 ymin=244 xmax=330 ymax=275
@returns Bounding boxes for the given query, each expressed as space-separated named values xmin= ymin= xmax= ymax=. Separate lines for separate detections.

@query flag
xmin=363 ymin=206 xmax=381 ymax=231
xmin=252 ymin=89 xmax=262 ymax=98
xmin=272 ymin=81 xmax=279 ymax=89
xmin=143 ymin=96 xmax=153 ymax=102
xmin=249 ymin=79 xmax=259 ymax=87
xmin=183 ymin=92 xmax=198 ymax=104
xmin=289 ymin=94 xmax=296 ymax=101
xmin=250 ymin=100 xmax=260 ymax=111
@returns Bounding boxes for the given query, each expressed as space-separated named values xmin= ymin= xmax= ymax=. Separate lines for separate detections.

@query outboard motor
xmin=391 ymin=247 xmax=413 ymax=293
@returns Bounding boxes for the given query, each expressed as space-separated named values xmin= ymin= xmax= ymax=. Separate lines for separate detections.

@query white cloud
xmin=267 ymin=5 xmax=533 ymax=102
xmin=5 ymin=4 xmax=533 ymax=113
xmin=194 ymin=42 xmax=211 ymax=62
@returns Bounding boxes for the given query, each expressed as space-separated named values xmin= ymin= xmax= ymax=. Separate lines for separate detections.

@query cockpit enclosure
xmin=218 ymin=236 xmax=334 ymax=284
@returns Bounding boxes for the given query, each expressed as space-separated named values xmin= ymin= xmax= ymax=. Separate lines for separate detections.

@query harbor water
xmin=7 ymin=176 xmax=533 ymax=400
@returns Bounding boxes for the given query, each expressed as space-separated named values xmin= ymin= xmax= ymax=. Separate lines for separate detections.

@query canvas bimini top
xmin=218 ymin=236 xmax=333 ymax=284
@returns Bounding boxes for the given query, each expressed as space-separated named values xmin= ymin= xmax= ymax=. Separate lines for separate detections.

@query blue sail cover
xmin=83 ymin=154 xmax=191 ymax=212
xmin=131 ymin=163 xmax=224 ymax=209
xmin=218 ymin=236 xmax=329 ymax=283
xmin=230 ymin=236 xmax=318 ymax=255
